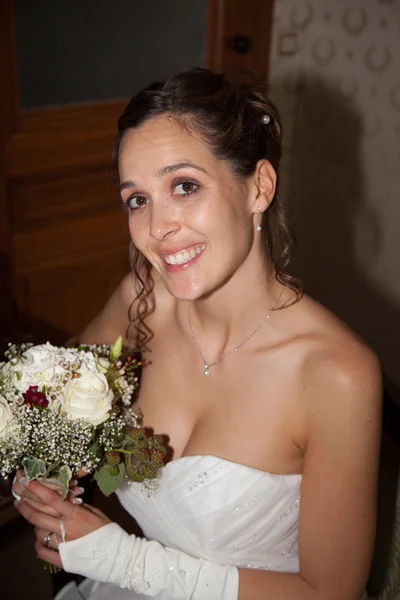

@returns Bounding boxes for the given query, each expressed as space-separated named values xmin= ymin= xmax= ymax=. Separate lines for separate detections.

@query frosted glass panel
xmin=14 ymin=0 xmax=206 ymax=109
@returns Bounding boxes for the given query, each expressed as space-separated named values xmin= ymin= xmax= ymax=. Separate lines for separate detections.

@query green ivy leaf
xmin=94 ymin=462 xmax=125 ymax=497
xmin=110 ymin=336 xmax=123 ymax=363
xmin=22 ymin=457 xmax=47 ymax=481
xmin=56 ymin=465 xmax=72 ymax=500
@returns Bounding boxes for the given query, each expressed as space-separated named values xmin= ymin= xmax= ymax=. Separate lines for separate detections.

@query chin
xmin=160 ymin=272 xmax=208 ymax=302
xmin=164 ymin=282 xmax=204 ymax=302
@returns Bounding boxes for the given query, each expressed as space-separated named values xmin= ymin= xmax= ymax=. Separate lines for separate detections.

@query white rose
xmin=21 ymin=344 xmax=57 ymax=372
xmin=11 ymin=345 xmax=58 ymax=392
xmin=60 ymin=372 xmax=113 ymax=426
xmin=0 ymin=395 xmax=13 ymax=438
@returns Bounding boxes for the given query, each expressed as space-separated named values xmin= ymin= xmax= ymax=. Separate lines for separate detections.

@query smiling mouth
xmin=161 ymin=244 xmax=206 ymax=266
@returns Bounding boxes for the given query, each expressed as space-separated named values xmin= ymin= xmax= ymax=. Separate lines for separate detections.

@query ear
xmin=250 ymin=160 xmax=277 ymax=213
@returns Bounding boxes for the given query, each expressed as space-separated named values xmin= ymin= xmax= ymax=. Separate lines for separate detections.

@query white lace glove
xmin=59 ymin=523 xmax=239 ymax=599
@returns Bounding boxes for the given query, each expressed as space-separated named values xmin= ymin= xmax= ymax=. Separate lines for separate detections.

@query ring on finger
xmin=43 ymin=532 xmax=60 ymax=552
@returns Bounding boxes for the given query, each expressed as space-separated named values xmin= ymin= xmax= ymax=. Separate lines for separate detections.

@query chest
xmin=132 ymin=325 xmax=305 ymax=472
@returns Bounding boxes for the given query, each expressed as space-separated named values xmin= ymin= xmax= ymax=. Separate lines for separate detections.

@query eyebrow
xmin=119 ymin=161 xmax=209 ymax=192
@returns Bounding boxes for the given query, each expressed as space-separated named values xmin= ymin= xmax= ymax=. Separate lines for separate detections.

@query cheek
xmin=128 ymin=214 xmax=147 ymax=249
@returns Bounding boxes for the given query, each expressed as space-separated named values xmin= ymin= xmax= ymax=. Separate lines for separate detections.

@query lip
xmin=159 ymin=242 xmax=206 ymax=273
xmin=159 ymin=242 xmax=205 ymax=257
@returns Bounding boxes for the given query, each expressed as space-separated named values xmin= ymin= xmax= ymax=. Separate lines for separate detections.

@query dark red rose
xmin=23 ymin=386 xmax=49 ymax=408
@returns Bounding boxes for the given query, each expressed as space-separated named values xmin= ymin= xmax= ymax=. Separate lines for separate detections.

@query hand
xmin=12 ymin=469 xmax=86 ymax=516
xmin=14 ymin=479 xmax=111 ymax=570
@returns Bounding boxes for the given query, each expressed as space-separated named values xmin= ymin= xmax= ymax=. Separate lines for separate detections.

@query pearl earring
xmin=256 ymin=206 xmax=262 ymax=231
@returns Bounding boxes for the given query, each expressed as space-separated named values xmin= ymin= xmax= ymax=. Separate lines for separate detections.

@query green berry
xmin=152 ymin=434 xmax=165 ymax=448
xmin=107 ymin=466 xmax=119 ymax=476
xmin=126 ymin=427 xmax=146 ymax=441
xmin=137 ymin=448 xmax=150 ymax=462
xmin=130 ymin=471 xmax=145 ymax=483
xmin=151 ymin=448 xmax=166 ymax=463
xmin=105 ymin=451 xmax=121 ymax=467
xmin=142 ymin=464 xmax=159 ymax=479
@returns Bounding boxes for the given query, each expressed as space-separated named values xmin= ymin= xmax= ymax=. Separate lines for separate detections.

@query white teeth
xmin=163 ymin=244 xmax=205 ymax=266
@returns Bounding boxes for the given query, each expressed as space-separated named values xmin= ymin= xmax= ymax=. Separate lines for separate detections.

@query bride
xmin=13 ymin=68 xmax=381 ymax=600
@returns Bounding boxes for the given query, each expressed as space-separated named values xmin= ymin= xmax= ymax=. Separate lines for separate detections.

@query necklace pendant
xmin=204 ymin=364 xmax=211 ymax=377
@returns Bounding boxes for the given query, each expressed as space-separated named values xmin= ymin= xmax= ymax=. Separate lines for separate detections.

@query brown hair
xmin=114 ymin=68 xmax=302 ymax=350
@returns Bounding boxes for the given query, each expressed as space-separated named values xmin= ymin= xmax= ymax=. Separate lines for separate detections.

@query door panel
xmin=11 ymin=170 xmax=119 ymax=229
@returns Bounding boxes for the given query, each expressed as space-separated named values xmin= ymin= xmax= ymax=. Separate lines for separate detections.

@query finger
xmin=12 ymin=474 xmax=28 ymax=501
xmin=15 ymin=498 xmax=66 ymax=534
xmin=18 ymin=496 xmax=62 ymax=517
xmin=68 ymin=485 xmax=85 ymax=498
xmin=35 ymin=527 xmax=61 ymax=551
xmin=81 ymin=503 xmax=107 ymax=518
xmin=35 ymin=539 xmax=63 ymax=570
xmin=19 ymin=479 xmax=74 ymax=518
xmin=13 ymin=474 xmax=61 ymax=503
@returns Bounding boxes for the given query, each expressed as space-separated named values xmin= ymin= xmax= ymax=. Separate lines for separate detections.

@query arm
xmin=238 ymin=343 xmax=382 ymax=600
xmin=15 ymin=486 xmax=238 ymax=599
xmin=71 ymin=272 xmax=136 ymax=345
xmin=15 ymin=343 xmax=381 ymax=600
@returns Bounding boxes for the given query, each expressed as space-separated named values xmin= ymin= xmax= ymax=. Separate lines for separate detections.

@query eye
xmin=174 ymin=181 xmax=199 ymax=196
xmin=125 ymin=195 xmax=148 ymax=210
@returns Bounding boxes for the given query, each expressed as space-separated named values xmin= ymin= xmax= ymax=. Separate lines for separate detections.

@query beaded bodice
xmin=116 ymin=454 xmax=301 ymax=573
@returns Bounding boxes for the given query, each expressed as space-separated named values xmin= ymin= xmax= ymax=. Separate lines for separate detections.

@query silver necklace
xmin=188 ymin=288 xmax=284 ymax=377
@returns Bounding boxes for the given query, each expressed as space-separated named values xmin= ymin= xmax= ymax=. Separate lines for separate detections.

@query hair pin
xmin=261 ymin=114 xmax=271 ymax=125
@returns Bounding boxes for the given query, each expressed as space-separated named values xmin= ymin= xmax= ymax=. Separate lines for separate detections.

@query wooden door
xmin=206 ymin=0 xmax=274 ymax=79
xmin=0 ymin=3 xmax=132 ymax=345
xmin=0 ymin=0 xmax=274 ymax=346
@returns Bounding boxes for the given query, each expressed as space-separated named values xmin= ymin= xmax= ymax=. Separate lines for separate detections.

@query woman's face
xmin=118 ymin=115 xmax=260 ymax=301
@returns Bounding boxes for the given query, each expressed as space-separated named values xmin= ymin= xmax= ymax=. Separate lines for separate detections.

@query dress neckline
xmin=164 ymin=454 xmax=302 ymax=479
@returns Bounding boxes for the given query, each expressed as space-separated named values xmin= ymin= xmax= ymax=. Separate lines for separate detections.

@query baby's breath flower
xmin=0 ymin=340 xmax=142 ymax=488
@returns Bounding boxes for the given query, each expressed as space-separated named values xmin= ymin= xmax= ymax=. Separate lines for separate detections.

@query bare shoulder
xmin=297 ymin=295 xmax=382 ymax=424
xmin=78 ymin=272 xmax=137 ymax=345
xmin=77 ymin=269 xmax=174 ymax=345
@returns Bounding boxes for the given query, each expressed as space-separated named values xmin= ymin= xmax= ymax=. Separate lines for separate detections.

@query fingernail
xmin=71 ymin=487 xmax=84 ymax=496
xmin=72 ymin=497 xmax=83 ymax=505
xmin=13 ymin=499 xmax=20 ymax=508
xmin=20 ymin=477 xmax=28 ymax=488
xmin=70 ymin=479 xmax=78 ymax=486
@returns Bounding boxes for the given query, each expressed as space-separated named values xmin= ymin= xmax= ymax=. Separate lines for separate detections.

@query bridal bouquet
xmin=0 ymin=338 xmax=167 ymax=498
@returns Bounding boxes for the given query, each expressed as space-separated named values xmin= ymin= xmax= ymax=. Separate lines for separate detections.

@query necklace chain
xmin=188 ymin=288 xmax=284 ymax=376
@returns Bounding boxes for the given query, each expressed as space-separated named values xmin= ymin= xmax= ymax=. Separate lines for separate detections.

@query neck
xmin=185 ymin=255 xmax=283 ymax=365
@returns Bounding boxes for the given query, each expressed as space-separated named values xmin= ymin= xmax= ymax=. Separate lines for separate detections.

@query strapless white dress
xmin=57 ymin=455 xmax=302 ymax=599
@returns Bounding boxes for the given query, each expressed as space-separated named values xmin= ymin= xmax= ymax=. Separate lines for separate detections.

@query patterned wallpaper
xmin=268 ymin=0 xmax=400 ymax=385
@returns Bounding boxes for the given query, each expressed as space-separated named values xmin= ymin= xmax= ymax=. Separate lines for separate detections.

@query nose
xmin=149 ymin=200 xmax=181 ymax=240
